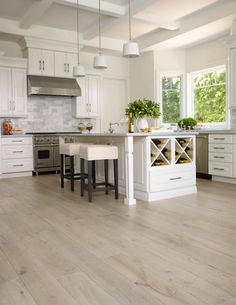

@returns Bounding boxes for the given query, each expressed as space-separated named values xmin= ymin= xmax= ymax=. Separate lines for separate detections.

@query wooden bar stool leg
xmin=88 ymin=160 xmax=93 ymax=202
xmin=104 ymin=159 xmax=109 ymax=195
xmin=60 ymin=154 xmax=64 ymax=188
xmin=70 ymin=156 xmax=74 ymax=192
xmin=114 ymin=159 xmax=119 ymax=199
xmin=80 ymin=158 xmax=85 ymax=197
xmin=92 ymin=160 xmax=96 ymax=188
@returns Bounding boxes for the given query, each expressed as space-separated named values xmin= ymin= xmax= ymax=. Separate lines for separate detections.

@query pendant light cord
xmin=99 ymin=0 xmax=101 ymax=55
xmin=129 ymin=0 xmax=132 ymax=41
xmin=76 ymin=0 xmax=80 ymax=64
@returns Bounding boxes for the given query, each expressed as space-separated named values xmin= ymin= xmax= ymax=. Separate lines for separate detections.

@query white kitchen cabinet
xmin=74 ymin=74 xmax=101 ymax=118
xmin=54 ymin=52 xmax=77 ymax=78
xmin=1 ymin=136 xmax=33 ymax=177
xmin=28 ymin=48 xmax=54 ymax=76
xmin=0 ymin=67 xmax=27 ymax=117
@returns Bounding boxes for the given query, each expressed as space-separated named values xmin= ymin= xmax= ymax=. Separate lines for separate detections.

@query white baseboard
xmin=1 ymin=171 xmax=33 ymax=179
xmin=212 ymin=175 xmax=236 ymax=184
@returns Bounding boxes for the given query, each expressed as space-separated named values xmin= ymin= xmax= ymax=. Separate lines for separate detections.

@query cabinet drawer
xmin=209 ymin=152 xmax=232 ymax=163
xmin=209 ymin=134 xmax=232 ymax=144
xmin=2 ymin=145 xmax=33 ymax=159
xmin=209 ymin=143 xmax=232 ymax=153
xmin=2 ymin=159 xmax=33 ymax=173
xmin=209 ymin=162 xmax=232 ymax=177
xmin=2 ymin=137 xmax=32 ymax=146
xmin=150 ymin=170 xmax=196 ymax=192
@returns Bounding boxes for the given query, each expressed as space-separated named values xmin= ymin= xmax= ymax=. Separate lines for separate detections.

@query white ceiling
xmin=0 ymin=0 xmax=235 ymax=54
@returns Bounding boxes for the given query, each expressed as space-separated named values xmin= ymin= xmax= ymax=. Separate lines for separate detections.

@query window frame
xmin=160 ymin=71 xmax=185 ymax=125
xmin=187 ymin=65 xmax=228 ymax=129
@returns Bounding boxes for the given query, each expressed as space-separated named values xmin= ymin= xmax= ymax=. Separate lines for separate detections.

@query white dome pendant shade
xmin=123 ymin=0 xmax=140 ymax=58
xmin=73 ymin=64 xmax=85 ymax=77
xmin=123 ymin=41 xmax=139 ymax=58
xmin=94 ymin=0 xmax=107 ymax=69
xmin=94 ymin=54 xmax=107 ymax=69
xmin=73 ymin=0 xmax=85 ymax=77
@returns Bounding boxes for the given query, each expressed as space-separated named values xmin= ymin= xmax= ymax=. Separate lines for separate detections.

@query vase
xmin=136 ymin=117 xmax=149 ymax=131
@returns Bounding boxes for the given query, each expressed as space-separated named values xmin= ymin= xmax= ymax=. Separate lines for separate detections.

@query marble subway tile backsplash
xmin=6 ymin=96 xmax=85 ymax=132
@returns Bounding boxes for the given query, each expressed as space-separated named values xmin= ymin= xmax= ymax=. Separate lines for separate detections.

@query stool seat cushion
xmin=80 ymin=145 xmax=118 ymax=161
xmin=60 ymin=143 xmax=92 ymax=156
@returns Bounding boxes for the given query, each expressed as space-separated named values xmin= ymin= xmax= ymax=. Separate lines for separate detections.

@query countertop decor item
xmin=125 ymin=98 xmax=161 ymax=131
xmin=178 ymin=117 xmax=197 ymax=130
xmin=73 ymin=0 xmax=85 ymax=77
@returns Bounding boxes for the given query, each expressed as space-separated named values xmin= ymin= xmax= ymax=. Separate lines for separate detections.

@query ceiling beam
xmin=135 ymin=0 xmax=236 ymax=50
xmin=83 ymin=0 xmax=157 ymax=40
xmin=19 ymin=0 xmax=53 ymax=29
xmin=133 ymin=12 xmax=180 ymax=30
xmin=53 ymin=0 xmax=125 ymax=18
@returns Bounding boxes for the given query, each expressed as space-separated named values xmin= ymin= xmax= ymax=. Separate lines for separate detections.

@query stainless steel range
xmin=26 ymin=132 xmax=77 ymax=174
xmin=33 ymin=134 xmax=61 ymax=174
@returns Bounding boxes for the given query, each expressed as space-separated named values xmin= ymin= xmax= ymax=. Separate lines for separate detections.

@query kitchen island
xmin=60 ymin=132 xmax=197 ymax=205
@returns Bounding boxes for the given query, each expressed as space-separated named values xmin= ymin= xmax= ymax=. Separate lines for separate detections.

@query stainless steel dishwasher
xmin=196 ymin=134 xmax=211 ymax=178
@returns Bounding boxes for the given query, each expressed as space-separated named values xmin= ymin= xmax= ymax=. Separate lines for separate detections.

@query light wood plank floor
xmin=0 ymin=175 xmax=236 ymax=305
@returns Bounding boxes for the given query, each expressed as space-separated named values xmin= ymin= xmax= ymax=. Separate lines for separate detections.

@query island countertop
xmin=59 ymin=131 xmax=198 ymax=137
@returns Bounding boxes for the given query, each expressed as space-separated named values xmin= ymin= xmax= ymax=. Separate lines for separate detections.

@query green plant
xmin=178 ymin=117 xmax=197 ymax=129
xmin=125 ymin=98 xmax=161 ymax=119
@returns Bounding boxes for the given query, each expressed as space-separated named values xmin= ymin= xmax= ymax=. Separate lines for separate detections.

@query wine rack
xmin=150 ymin=138 xmax=171 ymax=166
xmin=175 ymin=137 xmax=193 ymax=164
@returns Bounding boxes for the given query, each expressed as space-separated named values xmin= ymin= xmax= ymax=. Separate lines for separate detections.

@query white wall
xmin=0 ymin=40 xmax=23 ymax=58
xmin=130 ymin=51 xmax=155 ymax=101
xmin=186 ymin=37 xmax=228 ymax=72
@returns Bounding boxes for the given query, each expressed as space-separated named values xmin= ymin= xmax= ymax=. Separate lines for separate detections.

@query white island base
xmin=61 ymin=133 xmax=197 ymax=204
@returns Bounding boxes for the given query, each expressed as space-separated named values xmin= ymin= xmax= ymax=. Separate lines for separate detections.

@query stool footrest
xmin=62 ymin=173 xmax=88 ymax=180
xmin=83 ymin=182 xmax=116 ymax=193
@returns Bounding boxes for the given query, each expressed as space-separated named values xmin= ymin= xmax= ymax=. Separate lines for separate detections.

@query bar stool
xmin=80 ymin=145 xmax=119 ymax=202
xmin=60 ymin=143 xmax=95 ymax=192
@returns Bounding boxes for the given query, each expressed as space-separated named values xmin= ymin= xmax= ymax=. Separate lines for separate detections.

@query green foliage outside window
xmin=162 ymin=76 xmax=181 ymax=123
xmin=194 ymin=69 xmax=226 ymax=123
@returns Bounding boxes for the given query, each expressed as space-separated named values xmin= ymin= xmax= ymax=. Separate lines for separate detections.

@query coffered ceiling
xmin=0 ymin=0 xmax=235 ymax=54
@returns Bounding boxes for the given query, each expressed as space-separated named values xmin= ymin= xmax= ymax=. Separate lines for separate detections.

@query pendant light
xmin=123 ymin=0 xmax=139 ymax=58
xmin=73 ymin=0 xmax=85 ymax=77
xmin=94 ymin=0 xmax=108 ymax=69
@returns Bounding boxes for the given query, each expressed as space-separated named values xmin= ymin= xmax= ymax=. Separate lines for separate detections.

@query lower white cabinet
xmin=209 ymin=133 xmax=235 ymax=178
xmin=1 ymin=136 xmax=33 ymax=177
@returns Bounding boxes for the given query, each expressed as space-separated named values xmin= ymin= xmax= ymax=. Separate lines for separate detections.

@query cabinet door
xmin=0 ymin=67 xmax=12 ymax=116
xmin=66 ymin=53 xmax=77 ymax=78
xmin=11 ymin=68 xmax=27 ymax=116
xmin=230 ymin=49 xmax=236 ymax=107
xmin=41 ymin=50 xmax=54 ymax=76
xmin=28 ymin=48 xmax=42 ymax=75
xmin=54 ymin=51 xmax=67 ymax=77
xmin=88 ymin=75 xmax=100 ymax=117
xmin=75 ymin=78 xmax=88 ymax=117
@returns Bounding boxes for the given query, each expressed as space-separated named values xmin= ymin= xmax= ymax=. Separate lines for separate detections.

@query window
xmin=161 ymin=75 xmax=183 ymax=124
xmin=191 ymin=66 xmax=226 ymax=125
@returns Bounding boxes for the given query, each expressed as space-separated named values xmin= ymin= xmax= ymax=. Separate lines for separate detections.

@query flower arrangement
xmin=125 ymin=98 xmax=161 ymax=119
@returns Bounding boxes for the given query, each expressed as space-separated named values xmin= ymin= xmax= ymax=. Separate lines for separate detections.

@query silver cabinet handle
xmin=13 ymin=164 xmax=24 ymax=167
xmin=39 ymin=60 xmax=42 ymax=70
xmin=12 ymin=140 xmax=23 ymax=143
xmin=42 ymin=60 xmax=45 ymax=71
xmin=213 ymin=156 xmax=224 ymax=159
xmin=170 ymin=177 xmax=182 ymax=181
xmin=214 ymin=147 xmax=224 ymax=150
xmin=213 ymin=168 xmax=224 ymax=171
xmin=64 ymin=63 xmax=66 ymax=72
xmin=12 ymin=101 xmax=15 ymax=111
xmin=9 ymin=101 xmax=12 ymax=111
xmin=67 ymin=63 xmax=69 ymax=72
xmin=214 ymin=138 xmax=225 ymax=140
xmin=13 ymin=151 xmax=23 ymax=153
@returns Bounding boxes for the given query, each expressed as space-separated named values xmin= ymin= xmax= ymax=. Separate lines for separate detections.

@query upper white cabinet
xmin=74 ymin=74 xmax=101 ymax=118
xmin=0 ymin=57 xmax=27 ymax=117
xmin=54 ymin=52 xmax=77 ymax=78
xmin=28 ymin=48 xmax=54 ymax=76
